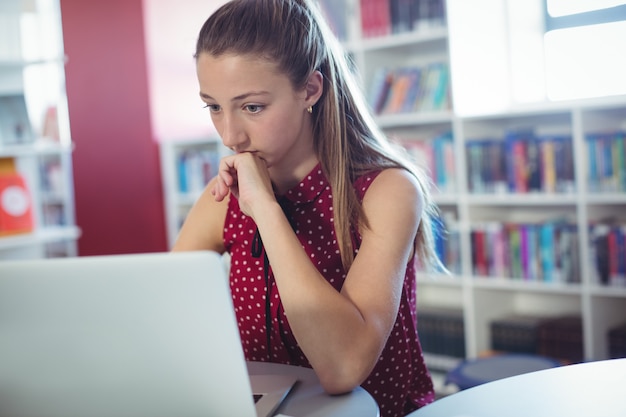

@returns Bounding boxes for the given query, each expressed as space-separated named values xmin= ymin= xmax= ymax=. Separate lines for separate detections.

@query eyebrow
xmin=199 ymin=91 xmax=271 ymax=102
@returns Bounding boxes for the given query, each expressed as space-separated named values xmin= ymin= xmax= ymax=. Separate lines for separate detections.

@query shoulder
xmin=361 ymin=168 xmax=423 ymax=209
xmin=359 ymin=168 xmax=425 ymax=230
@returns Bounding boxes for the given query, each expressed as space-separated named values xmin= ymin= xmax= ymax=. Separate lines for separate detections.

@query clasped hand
xmin=211 ymin=152 xmax=276 ymax=219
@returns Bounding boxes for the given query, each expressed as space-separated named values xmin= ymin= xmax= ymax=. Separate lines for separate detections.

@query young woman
xmin=173 ymin=1 xmax=443 ymax=415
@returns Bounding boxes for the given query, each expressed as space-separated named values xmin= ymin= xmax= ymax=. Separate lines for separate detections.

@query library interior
xmin=1 ymin=0 xmax=626 ymax=414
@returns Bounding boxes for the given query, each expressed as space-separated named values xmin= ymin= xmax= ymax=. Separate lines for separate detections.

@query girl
xmin=174 ymin=1 xmax=442 ymax=415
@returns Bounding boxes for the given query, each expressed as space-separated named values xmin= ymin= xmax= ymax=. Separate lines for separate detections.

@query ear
xmin=304 ymin=70 xmax=323 ymax=108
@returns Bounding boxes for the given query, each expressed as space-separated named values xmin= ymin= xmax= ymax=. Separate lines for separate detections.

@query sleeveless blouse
xmin=223 ymin=164 xmax=434 ymax=417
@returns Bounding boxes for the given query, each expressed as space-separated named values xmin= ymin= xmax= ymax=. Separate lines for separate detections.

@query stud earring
xmin=307 ymin=106 xmax=313 ymax=114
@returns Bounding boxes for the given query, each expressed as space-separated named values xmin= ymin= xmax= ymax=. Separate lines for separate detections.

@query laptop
xmin=0 ymin=251 xmax=296 ymax=417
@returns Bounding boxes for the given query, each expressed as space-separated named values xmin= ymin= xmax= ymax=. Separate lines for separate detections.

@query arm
xmin=253 ymin=168 xmax=423 ymax=394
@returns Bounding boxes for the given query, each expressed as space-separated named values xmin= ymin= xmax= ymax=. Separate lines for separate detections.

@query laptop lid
xmin=0 ymin=251 xmax=292 ymax=417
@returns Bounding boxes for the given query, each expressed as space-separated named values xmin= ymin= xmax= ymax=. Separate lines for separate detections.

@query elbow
xmin=315 ymin=358 xmax=372 ymax=395
xmin=318 ymin=374 xmax=360 ymax=396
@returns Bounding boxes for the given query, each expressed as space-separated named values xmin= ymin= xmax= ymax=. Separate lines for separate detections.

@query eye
xmin=245 ymin=104 xmax=264 ymax=114
xmin=203 ymin=103 xmax=221 ymax=112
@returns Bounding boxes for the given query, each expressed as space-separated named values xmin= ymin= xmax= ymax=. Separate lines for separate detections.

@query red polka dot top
xmin=223 ymin=164 xmax=434 ymax=417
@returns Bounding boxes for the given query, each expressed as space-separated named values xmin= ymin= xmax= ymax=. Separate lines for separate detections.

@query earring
xmin=307 ymin=106 xmax=313 ymax=114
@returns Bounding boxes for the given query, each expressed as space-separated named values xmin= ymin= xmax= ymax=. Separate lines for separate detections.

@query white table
xmin=408 ymin=358 xmax=626 ymax=417
xmin=247 ymin=361 xmax=379 ymax=417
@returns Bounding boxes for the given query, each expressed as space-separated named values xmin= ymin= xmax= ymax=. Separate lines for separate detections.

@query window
xmin=544 ymin=0 xmax=626 ymax=100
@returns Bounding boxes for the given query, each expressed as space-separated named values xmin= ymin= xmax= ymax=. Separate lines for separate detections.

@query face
xmin=196 ymin=52 xmax=319 ymax=172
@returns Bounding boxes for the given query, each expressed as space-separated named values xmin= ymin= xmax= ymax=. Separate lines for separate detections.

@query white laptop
xmin=0 ymin=251 xmax=296 ymax=417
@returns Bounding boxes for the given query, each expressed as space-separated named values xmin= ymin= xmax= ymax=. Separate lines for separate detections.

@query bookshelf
xmin=0 ymin=0 xmax=79 ymax=260
xmin=159 ymin=138 xmax=229 ymax=249
xmin=317 ymin=0 xmax=626 ymax=368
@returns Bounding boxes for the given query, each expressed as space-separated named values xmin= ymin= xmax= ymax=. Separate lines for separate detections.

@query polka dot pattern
xmin=224 ymin=164 xmax=434 ymax=417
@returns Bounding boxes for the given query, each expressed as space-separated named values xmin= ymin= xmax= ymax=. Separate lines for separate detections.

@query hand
xmin=211 ymin=152 xmax=276 ymax=218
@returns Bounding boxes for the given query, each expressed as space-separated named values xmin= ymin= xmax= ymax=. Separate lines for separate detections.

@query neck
xmin=270 ymin=153 xmax=319 ymax=195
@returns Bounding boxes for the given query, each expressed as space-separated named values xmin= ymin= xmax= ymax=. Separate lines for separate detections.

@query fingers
xmin=211 ymin=156 xmax=237 ymax=201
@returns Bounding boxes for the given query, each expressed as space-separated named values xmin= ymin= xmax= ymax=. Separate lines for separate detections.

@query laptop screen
xmin=0 ymin=251 xmax=260 ymax=417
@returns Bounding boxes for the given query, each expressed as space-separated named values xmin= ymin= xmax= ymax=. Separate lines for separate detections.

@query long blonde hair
xmin=196 ymin=0 xmax=443 ymax=272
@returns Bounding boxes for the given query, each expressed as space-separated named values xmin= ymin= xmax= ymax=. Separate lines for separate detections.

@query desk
xmin=247 ymin=361 xmax=379 ymax=417
xmin=408 ymin=358 xmax=626 ymax=417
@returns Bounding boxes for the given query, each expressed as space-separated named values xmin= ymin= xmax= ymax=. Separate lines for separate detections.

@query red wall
xmin=60 ymin=0 xmax=167 ymax=255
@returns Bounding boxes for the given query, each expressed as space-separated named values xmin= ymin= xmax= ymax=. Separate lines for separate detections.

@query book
xmin=539 ymin=221 xmax=556 ymax=282
xmin=537 ymin=316 xmax=583 ymax=364
xmin=466 ymin=140 xmax=486 ymax=193
xmin=367 ymin=67 xmax=394 ymax=114
xmin=390 ymin=0 xmax=413 ymax=34
xmin=507 ymin=223 xmax=522 ymax=279
xmin=504 ymin=130 xmax=534 ymax=193
xmin=490 ymin=315 xmax=549 ymax=354
xmin=382 ymin=68 xmax=414 ymax=114
xmin=417 ymin=307 xmax=466 ymax=358
xmin=608 ymin=322 xmax=626 ymax=359
xmin=432 ymin=132 xmax=455 ymax=193
xmin=317 ymin=0 xmax=349 ymax=41
xmin=401 ymin=67 xmax=423 ymax=113
xmin=537 ymin=135 xmax=556 ymax=193
xmin=177 ymin=149 xmax=219 ymax=195
xmin=0 ymin=169 xmax=35 ymax=236
xmin=471 ymin=225 xmax=488 ymax=276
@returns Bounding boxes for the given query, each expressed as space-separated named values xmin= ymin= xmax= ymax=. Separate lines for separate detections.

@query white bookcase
xmin=0 ymin=0 xmax=79 ymax=260
xmin=318 ymin=0 xmax=626 ymax=365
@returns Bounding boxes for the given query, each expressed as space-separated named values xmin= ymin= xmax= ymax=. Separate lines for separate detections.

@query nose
xmin=219 ymin=113 xmax=247 ymax=152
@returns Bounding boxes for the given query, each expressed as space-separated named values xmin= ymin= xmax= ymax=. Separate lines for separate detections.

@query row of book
xmin=419 ymin=311 xmax=626 ymax=364
xmin=586 ymin=131 xmax=626 ymax=193
xmin=590 ymin=222 xmax=626 ymax=287
xmin=400 ymin=131 xmax=456 ymax=194
xmin=466 ymin=131 xmax=575 ymax=194
xmin=368 ymin=63 xmax=451 ymax=115
xmin=471 ymin=220 xmax=580 ymax=283
xmin=417 ymin=307 xmax=465 ymax=359
xmin=359 ymin=0 xmax=446 ymax=39
xmin=176 ymin=148 xmax=219 ymax=195
xmin=490 ymin=315 xmax=583 ymax=364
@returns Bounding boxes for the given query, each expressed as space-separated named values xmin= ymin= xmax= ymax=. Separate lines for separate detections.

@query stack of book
xmin=417 ymin=307 xmax=465 ymax=358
